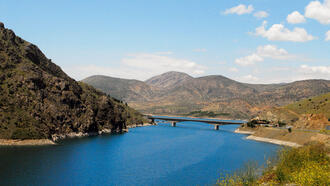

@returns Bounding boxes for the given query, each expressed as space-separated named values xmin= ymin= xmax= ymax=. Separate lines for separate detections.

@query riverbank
xmin=235 ymin=128 xmax=301 ymax=147
xmin=0 ymin=139 xmax=56 ymax=146
xmin=0 ymin=123 xmax=154 ymax=146
xmin=235 ymin=127 xmax=329 ymax=148
xmin=246 ymin=135 xmax=301 ymax=147
xmin=127 ymin=123 xmax=154 ymax=129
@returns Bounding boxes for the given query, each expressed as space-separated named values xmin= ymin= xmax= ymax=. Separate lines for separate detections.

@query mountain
xmin=0 ymin=22 xmax=145 ymax=140
xmin=145 ymin=71 xmax=193 ymax=88
xmin=83 ymin=70 xmax=330 ymax=119
xmin=255 ymin=92 xmax=330 ymax=129
xmin=82 ymin=75 xmax=154 ymax=102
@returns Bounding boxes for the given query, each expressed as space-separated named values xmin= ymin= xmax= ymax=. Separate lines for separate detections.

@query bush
xmin=11 ymin=128 xmax=41 ymax=139
xmin=217 ymin=142 xmax=330 ymax=185
xmin=278 ymin=121 xmax=286 ymax=127
xmin=246 ymin=121 xmax=256 ymax=128
xmin=264 ymin=142 xmax=330 ymax=185
xmin=217 ymin=161 xmax=259 ymax=186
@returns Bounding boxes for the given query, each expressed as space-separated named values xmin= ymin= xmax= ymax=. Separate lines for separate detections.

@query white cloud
xmin=218 ymin=61 xmax=227 ymax=65
xmin=256 ymin=45 xmax=291 ymax=60
xmin=64 ymin=53 xmax=207 ymax=81
xmin=287 ymin=11 xmax=306 ymax=24
xmin=326 ymin=30 xmax=330 ymax=41
xmin=241 ymin=74 xmax=259 ymax=82
xmin=255 ymin=21 xmax=315 ymax=42
xmin=235 ymin=45 xmax=293 ymax=66
xmin=122 ymin=53 xmax=206 ymax=75
xmin=193 ymin=48 xmax=207 ymax=52
xmin=305 ymin=0 xmax=330 ymax=24
xmin=235 ymin=54 xmax=263 ymax=66
xmin=254 ymin=11 xmax=269 ymax=19
xmin=224 ymin=4 xmax=254 ymax=15
xmin=300 ymin=64 xmax=330 ymax=74
xmin=229 ymin=67 xmax=239 ymax=72
xmin=155 ymin=51 xmax=173 ymax=55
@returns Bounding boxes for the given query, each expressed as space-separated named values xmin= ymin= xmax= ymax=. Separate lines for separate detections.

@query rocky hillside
xmin=0 ymin=22 xmax=146 ymax=140
xmin=83 ymin=71 xmax=330 ymax=119
xmin=255 ymin=92 xmax=330 ymax=129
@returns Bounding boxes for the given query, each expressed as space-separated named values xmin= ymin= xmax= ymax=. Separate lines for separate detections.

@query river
xmin=0 ymin=120 xmax=279 ymax=186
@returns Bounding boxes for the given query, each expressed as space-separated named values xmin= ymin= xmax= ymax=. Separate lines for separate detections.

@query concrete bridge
xmin=147 ymin=115 xmax=246 ymax=130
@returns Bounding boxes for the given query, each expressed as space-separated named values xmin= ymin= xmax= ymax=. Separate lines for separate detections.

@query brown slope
xmin=254 ymin=92 xmax=330 ymax=130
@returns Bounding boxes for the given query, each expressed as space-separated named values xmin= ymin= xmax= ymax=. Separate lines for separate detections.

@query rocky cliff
xmin=0 ymin=22 xmax=146 ymax=140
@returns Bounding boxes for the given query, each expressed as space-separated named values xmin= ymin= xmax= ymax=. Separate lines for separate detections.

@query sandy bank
xmin=236 ymin=127 xmax=330 ymax=148
xmin=1 ymin=124 xmax=154 ymax=146
xmin=246 ymin=135 xmax=302 ymax=147
xmin=234 ymin=128 xmax=255 ymax=134
xmin=0 ymin=139 xmax=56 ymax=146
xmin=127 ymin=123 xmax=154 ymax=129
xmin=235 ymin=128 xmax=301 ymax=147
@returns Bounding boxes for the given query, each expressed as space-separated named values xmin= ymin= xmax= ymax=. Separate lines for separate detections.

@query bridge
xmin=146 ymin=115 xmax=246 ymax=130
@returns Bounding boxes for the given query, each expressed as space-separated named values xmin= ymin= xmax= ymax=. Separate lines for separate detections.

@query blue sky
xmin=1 ymin=0 xmax=329 ymax=83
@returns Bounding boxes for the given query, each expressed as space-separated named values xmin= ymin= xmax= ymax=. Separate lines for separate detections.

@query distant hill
xmin=256 ymin=93 xmax=330 ymax=129
xmin=83 ymin=71 xmax=330 ymax=119
xmin=82 ymin=75 xmax=154 ymax=102
xmin=0 ymin=22 xmax=145 ymax=140
xmin=145 ymin=71 xmax=193 ymax=88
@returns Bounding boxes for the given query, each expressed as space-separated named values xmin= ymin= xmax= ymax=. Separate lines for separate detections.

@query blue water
xmin=0 ymin=121 xmax=279 ymax=186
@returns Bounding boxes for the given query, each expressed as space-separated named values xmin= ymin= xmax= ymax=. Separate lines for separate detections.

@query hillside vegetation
xmin=0 ymin=22 xmax=146 ymax=140
xmin=256 ymin=92 xmax=330 ymax=129
xmin=218 ymin=142 xmax=330 ymax=185
xmin=285 ymin=92 xmax=330 ymax=118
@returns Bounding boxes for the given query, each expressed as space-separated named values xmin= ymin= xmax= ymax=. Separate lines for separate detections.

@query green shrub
xmin=263 ymin=142 xmax=330 ymax=185
xmin=11 ymin=128 xmax=41 ymax=139
xmin=278 ymin=121 xmax=286 ymax=127
xmin=217 ymin=161 xmax=259 ymax=186
xmin=246 ymin=121 xmax=256 ymax=128
xmin=217 ymin=143 xmax=330 ymax=185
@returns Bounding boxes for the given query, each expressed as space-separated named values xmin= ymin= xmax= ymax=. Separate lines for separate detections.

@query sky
xmin=1 ymin=0 xmax=330 ymax=83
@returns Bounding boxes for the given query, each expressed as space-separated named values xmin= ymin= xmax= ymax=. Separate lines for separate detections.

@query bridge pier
xmin=214 ymin=125 xmax=219 ymax=130
xmin=171 ymin=122 xmax=176 ymax=127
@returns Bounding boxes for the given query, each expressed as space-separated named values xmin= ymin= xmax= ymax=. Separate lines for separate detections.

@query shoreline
xmin=235 ymin=128 xmax=302 ymax=147
xmin=127 ymin=123 xmax=154 ymax=129
xmin=0 ymin=139 xmax=56 ymax=146
xmin=234 ymin=128 xmax=255 ymax=134
xmin=0 ymin=123 xmax=154 ymax=146
xmin=245 ymin=135 xmax=302 ymax=147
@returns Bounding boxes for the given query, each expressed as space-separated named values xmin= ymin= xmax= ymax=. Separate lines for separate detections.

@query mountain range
xmin=83 ymin=71 xmax=330 ymax=119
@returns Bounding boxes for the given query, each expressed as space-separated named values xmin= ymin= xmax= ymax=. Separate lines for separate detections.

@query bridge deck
xmin=147 ymin=116 xmax=245 ymax=125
